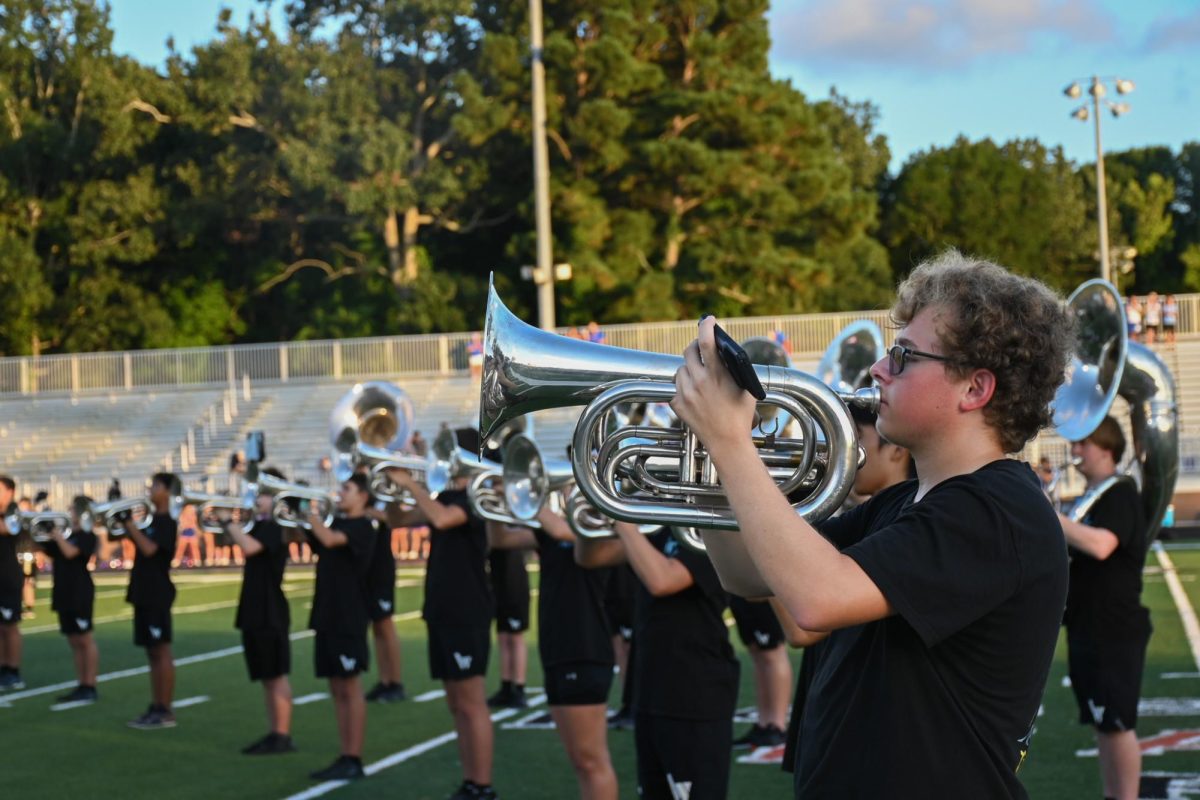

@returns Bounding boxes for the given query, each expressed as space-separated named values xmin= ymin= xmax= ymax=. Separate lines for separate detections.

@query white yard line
xmin=1153 ymin=541 xmax=1200 ymax=673
xmin=281 ymin=699 xmax=546 ymax=800
xmin=294 ymin=692 xmax=329 ymax=706
xmin=173 ymin=695 xmax=210 ymax=709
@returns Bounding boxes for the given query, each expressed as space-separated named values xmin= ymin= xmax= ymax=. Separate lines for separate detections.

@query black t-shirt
xmin=534 ymin=528 xmax=614 ymax=667
xmin=489 ymin=547 xmax=529 ymax=606
xmin=422 ymin=489 xmax=492 ymax=627
xmin=42 ymin=531 xmax=98 ymax=613
xmin=1065 ymin=478 xmax=1149 ymax=643
xmin=631 ymin=528 xmax=739 ymax=721
xmin=1 ymin=502 xmax=23 ymax=588
xmin=793 ymin=460 xmax=1067 ymax=799
xmin=126 ymin=513 xmax=178 ymax=608
xmin=236 ymin=518 xmax=290 ymax=631
xmin=306 ymin=516 xmax=375 ymax=634
xmin=366 ymin=516 xmax=396 ymax=598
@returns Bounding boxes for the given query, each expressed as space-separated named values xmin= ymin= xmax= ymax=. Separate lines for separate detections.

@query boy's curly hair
xmin=891 ymin=251 xmax=1075 ymax=453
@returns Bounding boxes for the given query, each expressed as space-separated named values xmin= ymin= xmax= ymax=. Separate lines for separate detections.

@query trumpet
xmin=502 ymin=433 xmax=574 ymax=523
xmin=180 ymin=490 xmax=256 ymax=534
xmin=88 ymin=498 xmax=155 ymax=537
xmin=480 ymin=277 xmax=878 ymax=533
xmin=253 ymin=472 xmax=337 ymax=530
xmin=4 ymin=510 xmax=75 ymax=542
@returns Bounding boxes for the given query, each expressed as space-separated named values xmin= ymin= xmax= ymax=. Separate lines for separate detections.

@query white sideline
xmin=281 ymin=699 xmax=546 ymax=800
xmin=293 ymin=693 xmax=329 ymax=706
xmin=1153 ymin=541 xmax=1200 ymax=673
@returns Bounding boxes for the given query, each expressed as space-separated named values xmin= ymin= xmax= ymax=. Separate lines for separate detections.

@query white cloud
xmin=771 ymin=0 xmax=1116 ymax=70
xmin=1142 ymin=7 xmax=1200 ymax=52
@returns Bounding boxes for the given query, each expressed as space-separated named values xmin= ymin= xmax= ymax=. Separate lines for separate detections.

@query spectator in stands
xmin=108 ymin=478 xmax=122 ymax=502
xmin=410 ymin=430 xmax=428 ymax=458
xmin=1143 ymin=291 xmax=1162 ymax=344
xmin=174 ymin=503 xmax=201 ymax=568
xmin=566 ymin=327 xmax=584 ymax=340
xmin=586 ymin=321 xmax=606 ymax=345
xmin=0 ymin=475 xmax=26 ymax=691
xmin=1163 ymin=294 xmax=1178 ymax=344
xmin=1125 ymin=296 xmax=1143 ymax=343
xmin=467 ymin=332 xmax=485 ymax=379
xmin=773 ymin=329 xmax=793 ymax=356
xmin=230 ymin=451 xmax=247 ymax=476
xmin=318 ymin=456 xmax=333 ymax=476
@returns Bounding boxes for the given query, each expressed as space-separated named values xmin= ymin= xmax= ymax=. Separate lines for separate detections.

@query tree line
xmin=1 ymin=0 xmax=1196 ymax=356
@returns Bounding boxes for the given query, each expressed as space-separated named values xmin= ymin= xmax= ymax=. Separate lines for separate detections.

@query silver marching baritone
xmin=479 ymin=276 xmax=879 ymax=596
xmin=251 ymin=470 xmax=337 ymax=531
xmin=86 ymin=497 xmax=157 ymax=537
xmin=4 ymin=510 xmax=75 ymax=542
xmin=329 ymin=381 xmax=433 ymax=504
xmin=1050 ymin=279 xmax=1179 ymax=538
xmin=179 ymin=490 xmax=256 ymax=534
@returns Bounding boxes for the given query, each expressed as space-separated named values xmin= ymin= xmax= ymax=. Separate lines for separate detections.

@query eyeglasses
xmin=887 ymin=344 xmax=952 ymax=376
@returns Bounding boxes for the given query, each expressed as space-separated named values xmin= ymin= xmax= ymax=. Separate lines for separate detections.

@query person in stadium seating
xmin=304 ymin=473 xmax=376 ymax=781
xmin=670 ymin=251 xmax=1072 ymax=797
xmin=576 ymin=523 xmax=739 ymax=800
xmin=38 ymin=495 xmax=100 ymax=704
xmin=384 ymin=428 xmax=498 ymax=800
xmin=363 ymin=492 xmax=406 ymax=704
xmin=0 ymin=476 xmax=26 ymax=691
xmin=486 ymin=545 xmax=530 ymax=710
xmin=124 ymin=472 xmax=181 ymax=729
xmin=488 ymin=506 xmax=620 ymax=800
xmin=226 ymin=468 xmax=297 ymax=755
xmin=1058 ymin=417 xmax=1151 ymax=800
xmin=174 ymin=502 xmax=201 ymax=568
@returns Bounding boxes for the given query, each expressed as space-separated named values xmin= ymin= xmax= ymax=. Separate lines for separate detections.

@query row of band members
xmin=0 ymin=404 xmax=1146 ymax=800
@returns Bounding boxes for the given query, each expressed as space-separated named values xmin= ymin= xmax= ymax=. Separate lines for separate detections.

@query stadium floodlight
xmin=1116 ymin=78 xmax=1135 ymax=94
xmin=1072 ymin=106 xmax=1090 ymax=122
xmin=1063 ymin=82 xmax=1083 ymax=98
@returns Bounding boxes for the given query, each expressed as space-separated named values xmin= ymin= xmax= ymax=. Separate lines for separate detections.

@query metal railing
xmin=2 ymin=293 xmax=1195 ymax=397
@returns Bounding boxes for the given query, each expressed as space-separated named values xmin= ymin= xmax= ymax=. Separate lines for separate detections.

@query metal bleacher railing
xmin=4 ymin=293 xmax=1195 ymax=397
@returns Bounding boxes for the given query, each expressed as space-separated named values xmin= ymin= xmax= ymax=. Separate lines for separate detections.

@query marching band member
xmin=0 ymin=475 xmax=24 ymax=691
xmin=304 ymin=473 xmax=377 ymax=781
xmin=1058 ymin=417 xmax=1151 ymax=800
xmin=226 ymin=469 xmax=297 ymax=755
xmin=487 ymin=506 xmax=619 ymax=800
xmin=602 ymin=562 xmax=636 ymax=729
xmin=124 ymin=472 xmax=181 ymax=729
xmin=39 ymin=495 xmax=100 ymax=704
xmin=364 ymin=494 xmax=406 ymax=704
xmin=384 ymin=428 xmax=499 ymax=800
xmin=727 ymin=595 xmax=789 ymax=750
xmin=576 ymin=522 xmax=739 ymax=800
xmin=485 ymin=546 xmax=529 ymax=710
xmin=671 ymin=252 xmax=1072 ymax=797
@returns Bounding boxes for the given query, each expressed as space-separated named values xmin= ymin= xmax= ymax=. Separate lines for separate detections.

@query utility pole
xmin=530 ymin=0 xmax=555 ymax=330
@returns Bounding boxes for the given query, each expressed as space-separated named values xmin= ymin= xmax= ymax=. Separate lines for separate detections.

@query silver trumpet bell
xmin=180 ymin=490 xmax=256 ymax=534
xmin=480 ymin=276 xmax=878 ymax=532
xmin=502 ymin=433 xmax=575 ymax=522
xmin=468 ymin=463 xmax=542 ymax=529
xmin=254 ymin=471 xmax=337 ymax=530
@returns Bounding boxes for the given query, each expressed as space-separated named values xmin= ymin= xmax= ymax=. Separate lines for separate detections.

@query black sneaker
xmin=506 ymin=686 xmax=527 ymax=709
xmin=732 ymin=723 xmax=786 ymax=749
xmin=486 ymin=684 xmax=511 ymax=709
xmin=244 ymin=732 xmax=297 ymax=755
xmin=56 ymin=685 xmax=98 ymax=704
xmin=309 ymin=755 xmax=365 ymax=781
xmin=364 ymin=682 xmax=389 ymax=702
xmin=607 ymin=705 xmax=634 ymax=731
xmin=448 ymin=781 xmax=499 ymax=799
xmin=0 ymin=671 xmax=25 ymax=691
xmin=382 ymin=683 xmax=407 ymax=702
xmin=128 ymin=707 xmax=176 ymax=730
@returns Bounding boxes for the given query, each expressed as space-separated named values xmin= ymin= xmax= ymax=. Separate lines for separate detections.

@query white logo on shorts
xmin=378 ymin=600 xmax=392 ymax=613
xmin=1088 ymin=699 xmax=1107 ymax=725
xmin=507 ymin=617 xmax=521 ymax=630
xmin=76 ymin=618 xmax=90 ymax=631
xmin=619 ymin=626 xmax=633 ymax=639
xmin=149 ymin=625 xmax=162 ymax=640
xmin=753 ymin=630 xmax=771 ymax=646
xmin=0 ymin=607 xmax=12 ymax=620
xmin=339 ymin=654 xmax=357 ymax=671
xmin=565 ymin=672 xmax=578 ymax=681
xmin=666 ymin=774 xmax=692 ymax=800
xmin=453 ymin=651 xmax=473 ymax=670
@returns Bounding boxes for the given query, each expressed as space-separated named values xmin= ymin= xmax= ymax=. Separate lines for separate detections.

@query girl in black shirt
xmin=38 ymin=495 xmax=99 ymax=704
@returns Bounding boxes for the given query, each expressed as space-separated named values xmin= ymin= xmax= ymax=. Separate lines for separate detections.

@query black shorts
xmin=0 ymin=586 xmax=21 ymax=625
xmin=544 ymin=662 xmax=614 ymax=706
xmin=427 ymin=624 xmax=490 ymax=681
xmin=1069 ymin=635 xmax=1149 ymax=733
xmin=635 ymin=713 xmax=732 ymax=800
xmin=313 ymin=630 xmax=369 ymax=679
xmin=490 ymin=555 xmax=530 ymax=634
xmin=57 ymin=609 xmax=95 ymax=636
xmin=368 ymin=591 xmax=397 ymax=622
xmin=242 ymin=628 xmax=291 ymax=682
xmin=730 ymin=595 xmax=785 ymax=650
xmin=604 ymin=566 xmax=636 ymax=638
xmin=133 ymin=605 xmax=173 ymax=647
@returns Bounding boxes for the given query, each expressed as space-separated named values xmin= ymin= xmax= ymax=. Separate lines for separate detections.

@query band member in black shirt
xmin=578 ymin=523 xmax=739 ymax=800
xmin=38 ymin=495 xmax=100 ymax=704
xmin=125 ymin=472 xmax=180 ymax=729
xmin=728 ymin=595 xmax=789 ymax=749
xmin=488 ymin=506 xmax=619 ymax=799
xmin=0 ymin=475 xmax=24 ymax=692
xmin=385 ymin=427 xmax=498 ymax=800
xmin=305 ymin=473 xmax=377 ymax=782
xmin=1058 ymin=416 xmax=1151 ymax=800
xmin=364 ymin=502 xmax=406 ymax=703
xmin=603 ymin=562 xmax=636 ymax=729
xmin=486 ymin=546 xmax=529 ymax=709
xmin=227 ymin=471 xmax=297 ymax=755
xmin=671 ymin=252 xmax=1072 ymax=797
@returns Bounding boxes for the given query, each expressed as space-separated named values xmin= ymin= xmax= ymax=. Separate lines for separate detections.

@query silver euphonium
xmin=88 ymin=498 xmax=156 ymax=537
xmin=253 ymin=472 xmax=337 ymax=530
xmin=180 ymin=490 xmax=256 ymax=534
xmin=9 ymin=510 xmax=74 ymax=542
xmin=479 ymin=277 xmax=878 ymax=596
xmin=1051 ymin=279 xmax=1178 ymax=539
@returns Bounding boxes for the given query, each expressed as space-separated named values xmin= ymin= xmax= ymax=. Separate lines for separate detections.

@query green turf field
xmin=3 ymin=548 xmax=1199 ymax=799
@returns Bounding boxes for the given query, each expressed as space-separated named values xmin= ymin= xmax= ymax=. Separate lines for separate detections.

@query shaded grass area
xmin=3 ymin=551 xmax=1198 ymax=798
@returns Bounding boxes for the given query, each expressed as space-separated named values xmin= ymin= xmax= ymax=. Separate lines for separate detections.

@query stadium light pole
xmin=530 ymin=0 xmax=556 ymax=331
xmin=1063 ymin=75 xmax=1135 ymax=285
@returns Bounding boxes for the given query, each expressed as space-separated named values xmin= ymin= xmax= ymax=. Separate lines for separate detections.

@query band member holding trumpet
xmin=576 ymin=522 xmax=739 ymax=800
xmin=0 ymin=476 xmax=25 ymax=691
xmin=304 ymin=473 xmax=377 ymax=782
xmin=1058 ymin=417 xmax=1150 ymax=800
xmin=125 ymin=472 xmax=181 ymax=729
xmin=487 ymin=505 xmax=619 ymax=800
xmin=364 ymin=495 xmax=406 ymax=704
xmin=37 ymin=496 xmax=101 ymax=704
xmin=225 ymin=469 xmax=297 ymax=756
xmin=384 ymin=428 xmax=498 ymax=800
xmin=671 ymin=252 xmax=1072 ymax=797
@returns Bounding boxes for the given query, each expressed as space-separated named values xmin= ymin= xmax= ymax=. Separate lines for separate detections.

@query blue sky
xmin=108 ymin=0 xmax=1200 ymax=171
